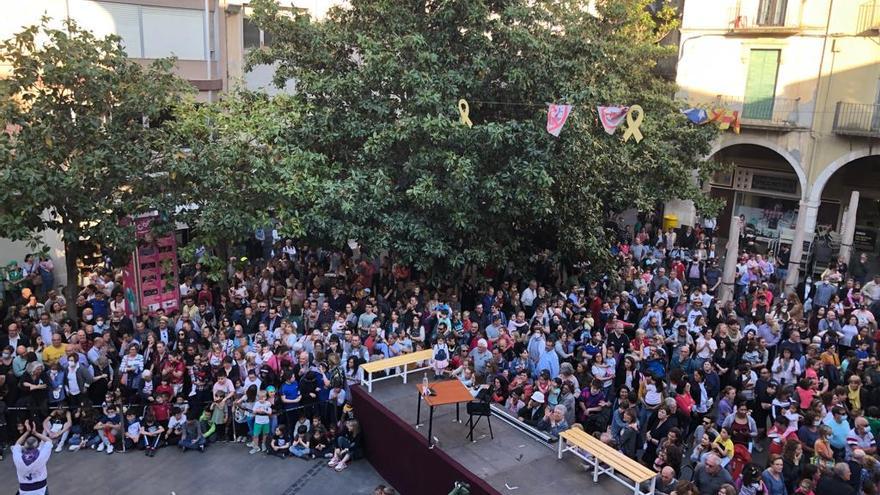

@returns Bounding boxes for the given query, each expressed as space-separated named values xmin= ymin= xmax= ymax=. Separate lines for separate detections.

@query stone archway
xmin=808 ymin=148 xmax=878 ymax=204
xmin=709 ymin=134 xmax=808 ymax=199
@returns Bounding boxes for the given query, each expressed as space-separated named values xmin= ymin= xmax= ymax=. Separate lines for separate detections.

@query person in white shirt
xmin=242 ymin=369 xmax=262 ymax=393
xmin=862 ymin=275 xmax=880 ymax=306
xmin=520 ymin=280 xmax=538 ymax=310
xmin=282 ymin=239 xmax=297 ymax=259
xmin=35 ymin=314 xmax=57 ymax=350
xmin=12 ymin=420 xmax=52 ymax=495
xmin=166 ymin=409 xmax=187 ymax=444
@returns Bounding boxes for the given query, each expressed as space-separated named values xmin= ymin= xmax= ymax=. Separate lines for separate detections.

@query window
xmin=243 ymin=17 xmax=261 ymax=49
xmin=743 ymin=49 xmax=781 ymax=121
xmin=756 ymin=0 xmax=787 ymax=26
xmin=243 ymin=16 xmax=273 ymax=49
xmin=142 ymin=6 xmax=206 ymax=60
xmin=69 ymin=0 xmax=142 ymax=57
xmin=68 ymin=1 xmax=207 ymax=60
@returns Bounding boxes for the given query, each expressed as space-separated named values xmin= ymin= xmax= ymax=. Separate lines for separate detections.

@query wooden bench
xmin=558 ymin=427 xmax=658 ymax=495
xmin=360 ymin=349 xmax=433 ymax=393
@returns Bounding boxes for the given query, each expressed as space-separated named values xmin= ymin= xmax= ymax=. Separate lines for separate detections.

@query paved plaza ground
xmin=0 ymin=441 xmax=386 ymax=495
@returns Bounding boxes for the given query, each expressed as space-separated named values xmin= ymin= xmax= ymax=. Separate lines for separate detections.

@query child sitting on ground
xmin=198 ymin=409 xmax=216 ymax=441
xmin=289 ymin=425 xmax=310 ymax=459
xmin=139 ymin=412 xmax=164 ymax=457
xmin=179 ymin=417 xmax=206 ymax=452
xmin=310 ymin=427 xmax=331 ymax=459
xmin=268 ymin=425 xmax=289 ymax=458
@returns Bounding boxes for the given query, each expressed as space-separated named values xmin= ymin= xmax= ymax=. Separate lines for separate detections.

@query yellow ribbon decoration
xmin=622 ymin=105 xmax=644 ymax=143
xmin=458 ymin=99 xmax=473 ymax=128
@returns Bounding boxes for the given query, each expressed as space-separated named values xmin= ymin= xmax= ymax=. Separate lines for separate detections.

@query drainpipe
xmin=204 ymin=0 xmax=213 ymax=102
xmin=807 ymin=0 xmax=834 ymax=179
xmin=785 ymin=0 xmax=834 ymax=294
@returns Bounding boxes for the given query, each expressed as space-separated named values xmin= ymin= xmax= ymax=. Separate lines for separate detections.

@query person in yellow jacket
xmin=42 ymin=334 xmax=66 ymax=367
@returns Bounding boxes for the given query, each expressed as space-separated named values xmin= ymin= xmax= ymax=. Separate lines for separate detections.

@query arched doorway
xmin=808 ymin=153 xmax=880 ymax=276
xmin=707 ymin=142 xmax=806 ymax=249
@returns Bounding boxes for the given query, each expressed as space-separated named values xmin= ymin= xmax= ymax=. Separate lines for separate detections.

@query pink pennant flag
xmin=546 ymin=104 xmax=573 ymax=137
xmin=598 ymin=106 xmax=629 ymax=135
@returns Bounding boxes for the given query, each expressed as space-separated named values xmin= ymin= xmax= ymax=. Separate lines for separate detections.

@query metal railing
xmin=833 ymin=102 xmax=880 ymax=138
xmin=859 ymin=0 xmax=880 ymax=32
xmin=729 ymin=0 xmax=801 ymax=32
xmin=711 ymin=95 xmax=802 ymax=128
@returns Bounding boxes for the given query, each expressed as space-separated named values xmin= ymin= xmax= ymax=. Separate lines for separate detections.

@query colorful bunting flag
xmin=546 ymin=104 xmax=573 ymax=137
xmin=707 ymin=107 xmax=741 ymax=134
xmin=681 ymin=108 xmax=709 ymax=125
xmin=597 ymin=106 xmax=629 ymax=135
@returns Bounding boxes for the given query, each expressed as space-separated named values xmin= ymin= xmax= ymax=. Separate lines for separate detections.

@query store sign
xmin=854 ymin=228 xmax=878 ymax=252
xmin=750 ymin=173 xmax=799 ymax=196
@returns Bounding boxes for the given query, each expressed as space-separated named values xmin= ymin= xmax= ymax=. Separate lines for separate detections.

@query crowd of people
xmin=1 ymin=215 xmax=880 ymax=495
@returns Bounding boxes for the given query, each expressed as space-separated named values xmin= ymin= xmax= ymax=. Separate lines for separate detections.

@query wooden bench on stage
xmin=558 ymin=427 xmax=658 ymax=495
xmin=361 ymin=349 xmax=433 ymax=393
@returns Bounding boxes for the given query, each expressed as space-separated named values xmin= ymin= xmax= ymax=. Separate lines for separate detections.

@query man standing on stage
xmin=12 ymin=420 xmax=53 ymax=495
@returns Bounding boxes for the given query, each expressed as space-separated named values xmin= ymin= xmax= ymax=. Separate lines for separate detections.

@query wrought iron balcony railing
xmin=833 ymin=102 xmax=880 ymax=138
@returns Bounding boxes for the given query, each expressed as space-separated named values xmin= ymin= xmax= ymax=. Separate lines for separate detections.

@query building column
xmin=785 ymin=199 xmax=821 ymax=294
xmin=838 ymin=191 xmax=860 ymax=266
xmin=719 ymin=216 xmax=742 ymax=303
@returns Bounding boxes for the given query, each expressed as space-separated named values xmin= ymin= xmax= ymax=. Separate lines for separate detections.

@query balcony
xmin=858 ymin=1 xmax=880 ymax=32
xmin=714 ymin=95 xmax=804 ymax=130
xmin=729 ymin=0 xmax=802 ymax=35
xmin=833 ymin=102 xmax=880 ymax=138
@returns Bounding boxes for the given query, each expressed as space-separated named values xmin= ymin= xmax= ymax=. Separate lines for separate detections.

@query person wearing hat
xmin=12 ymin=419 xmax=52 ymax=495
xmin=518 ymin=391 xmax=547 ymax=427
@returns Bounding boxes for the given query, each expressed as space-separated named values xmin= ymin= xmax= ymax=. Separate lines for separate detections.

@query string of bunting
xmin=456 ymin=98 xmax=646 ymax=142
xmin=455 ymin=97 xmax=752 ymax=140
xmin=681 ymin=104 xmax=741 ymax=134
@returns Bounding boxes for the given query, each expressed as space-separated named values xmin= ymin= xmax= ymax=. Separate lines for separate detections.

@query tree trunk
xmin=217 ymin=239 xmax=230 ymax=292
xmin=63 ymin=237 xmax=80 ymax=319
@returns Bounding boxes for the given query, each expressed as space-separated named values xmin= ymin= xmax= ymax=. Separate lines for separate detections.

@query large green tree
xmin=0 ymin=19 xmax=191 ymax=313
xmin=249 ymin=0 xmax=720 ymax=280
xmin=167 ymin=90 xmax=324 ymax=283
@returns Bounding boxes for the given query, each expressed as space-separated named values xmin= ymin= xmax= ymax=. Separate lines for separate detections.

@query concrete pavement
xmin=0 ymin=440 xmax=387 ymax=495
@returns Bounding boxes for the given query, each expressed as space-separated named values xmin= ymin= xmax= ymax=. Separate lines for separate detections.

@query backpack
xmin=329 ymin=366 xmax=346 ymax=390
xmin=434 ymin=346 xmax=447 ymax=361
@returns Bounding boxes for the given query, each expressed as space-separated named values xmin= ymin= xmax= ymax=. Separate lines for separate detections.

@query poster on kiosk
xmin=121 ymin=213 xmax=180 ymax=317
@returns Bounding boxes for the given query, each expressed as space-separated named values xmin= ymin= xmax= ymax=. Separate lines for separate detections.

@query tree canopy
xmin=248 ymin=0 xmax=720 ymax=279
xmin=167 ymin=90 xmax=325 ymax=280
xmin=0 ymin=19 xmax=191 ymax=309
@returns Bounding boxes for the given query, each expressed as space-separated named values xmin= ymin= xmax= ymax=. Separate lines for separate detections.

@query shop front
xmin=710 ymin=165 xmax=802 ymax=251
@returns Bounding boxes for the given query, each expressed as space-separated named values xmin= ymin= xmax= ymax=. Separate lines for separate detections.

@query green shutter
xmin=743 ymin=49 xmax=780 ymax=121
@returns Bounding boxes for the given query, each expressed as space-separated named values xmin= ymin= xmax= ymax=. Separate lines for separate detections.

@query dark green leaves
xmin=245 ymin=0 xmax=719 ymax=278
xmin=0 ymin=18 xmax=191 ymax=256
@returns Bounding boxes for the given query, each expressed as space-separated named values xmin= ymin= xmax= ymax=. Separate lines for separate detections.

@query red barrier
xmin=351 ymin=385 xmax=502 ymax=495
